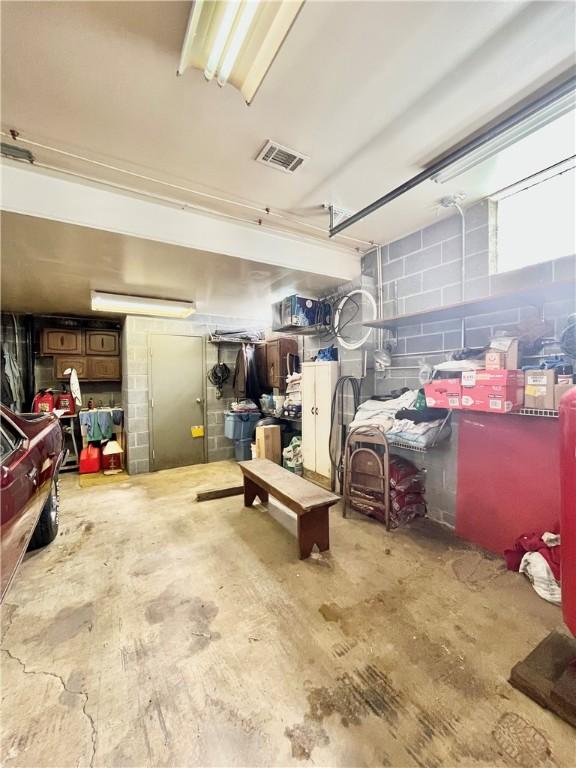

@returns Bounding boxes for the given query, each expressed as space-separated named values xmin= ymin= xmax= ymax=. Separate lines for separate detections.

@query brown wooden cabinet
xmin=54 ymin=356 xmax=89 ymax=380
xmin=265 ymin=338 xmax=298 ymax=392
xmin=42 ymin=328 xmax=84 ymax=355
xmin=87 ymin=356 xmax=121 ymax=380
xmin=86 ymin=330 xmax=120 ymax=356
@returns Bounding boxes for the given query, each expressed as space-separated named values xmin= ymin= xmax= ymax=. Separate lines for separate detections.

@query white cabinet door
xmin=301 ymin=364 xmax=317 ymax=473
xmin=314 ymin=363 xmax=336 ymax=478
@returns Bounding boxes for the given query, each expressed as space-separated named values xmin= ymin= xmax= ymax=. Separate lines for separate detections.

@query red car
xmin=0 ymin=404 xmax=65 ymax=601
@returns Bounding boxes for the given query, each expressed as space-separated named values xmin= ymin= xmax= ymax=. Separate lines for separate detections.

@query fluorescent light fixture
xmin=205 ymin=1 xmax=240 ymax=81
xmin=91 ymin=291 xmax=196 ymax=318
xmin=432 ymin=89 xmax=576 ymax=184
xmin=177 ymin=0 xmax=304 ymax=104
xmin=217 ymin=0 xmax=259 ymax=86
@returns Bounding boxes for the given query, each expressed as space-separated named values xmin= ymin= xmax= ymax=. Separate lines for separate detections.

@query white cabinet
xmin=301 ymin=361 xmax=339 ymax=484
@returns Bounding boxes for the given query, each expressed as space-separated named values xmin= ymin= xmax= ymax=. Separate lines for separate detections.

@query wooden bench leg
xmin=243 ymin=477 xmax=269 ymax=507
xmin=297 ymin=506 xmax=330 ymax=560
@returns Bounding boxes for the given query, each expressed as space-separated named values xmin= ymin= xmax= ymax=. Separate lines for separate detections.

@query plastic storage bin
xmin=234 ymin=439 xmax=252 ymax=462
xmin=224 ymin=412 xmax=261 ymax=440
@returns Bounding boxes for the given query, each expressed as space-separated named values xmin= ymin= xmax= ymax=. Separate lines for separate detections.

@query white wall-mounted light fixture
xmin=177 ymin=0 xmax=304 ymax=104
xmin=91 ymin=291 xmax=196 ymax=318
xmin=432 ymin=90 xmax=576 ymax=184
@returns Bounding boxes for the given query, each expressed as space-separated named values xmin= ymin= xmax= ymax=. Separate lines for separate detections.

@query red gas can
xmin=559 ymin=387 xmax=576 ymax=637
xmin=32 ymin=390 xmax=55 ymax=414
xmin=55 ymin=392 xmax=75 ymax=416
xmin=79 ymin=444 xmax=101 ymax=474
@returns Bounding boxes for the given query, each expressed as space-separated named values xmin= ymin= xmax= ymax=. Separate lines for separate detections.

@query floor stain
xmin=307 ymin=664 xmax=405 ymax=728
xmin=284 ymin=719 xmax=329 ymax=760
xmin=144 ymin=585 xmax=220 ymax=653
xmin=205 ymin=695 xmax=261 ymax=736
xmin=23 ymin=603 xmax=94 ymax=648
xmin=319 ymin=603 xmax=342 ymax=623
xmin=451 ymin=552 xmax=507 ymax=591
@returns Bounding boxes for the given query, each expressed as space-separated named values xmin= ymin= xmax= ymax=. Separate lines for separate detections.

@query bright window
xmin=496 ymin=166 xmax=576 ymax=273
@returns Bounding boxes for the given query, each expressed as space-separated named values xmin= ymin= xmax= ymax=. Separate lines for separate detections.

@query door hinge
xmin=150 ymin=398 xmax=154 ymax=409
xmin=152 ymin=448 xmax=155 ymax=460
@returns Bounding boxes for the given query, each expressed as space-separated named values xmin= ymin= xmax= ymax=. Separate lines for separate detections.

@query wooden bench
xmin=239 ymin=459 xmax=340 ymax=559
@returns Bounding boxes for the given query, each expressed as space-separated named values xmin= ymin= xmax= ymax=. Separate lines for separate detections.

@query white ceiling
xmin=1 ymin=1 xmax=575 ymax=248
xmin=0 ymin=211 xmax=343 ymax=319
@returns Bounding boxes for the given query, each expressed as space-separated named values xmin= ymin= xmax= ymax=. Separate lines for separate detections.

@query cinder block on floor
xmin=510 ymin=629 xmax=576 ymax=728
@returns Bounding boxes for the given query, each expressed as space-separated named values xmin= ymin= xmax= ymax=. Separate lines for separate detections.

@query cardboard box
xmin=255 ymin=425 xmax=282 ymax=464
xmin=524 ymin=370 xmax=556 ymax=410
xmin=485 ymin=350 xmax=506 ymax=370
xmin=424 ymin=379 xmax=462 ymax=409
xmin=489 ymin=337 xmax=519 ymax=370
xmin=461 ymin=369 xmax=524 ymax=414
xmin=554 ymin=383 xmax=575 ymax=410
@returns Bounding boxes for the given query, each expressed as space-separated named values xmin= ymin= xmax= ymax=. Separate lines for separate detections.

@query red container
xmin=32 ymin=390 xmax=55 ymax=414
xmin=79 ymin=445 xmax=101 ymax=474
xmin=55 ymin=392 xmax=75 ymax=416
xmin=424 ymin=378 xmax=462 ymax=409
xmin=559 ymin=387 xmax=576 ymax=636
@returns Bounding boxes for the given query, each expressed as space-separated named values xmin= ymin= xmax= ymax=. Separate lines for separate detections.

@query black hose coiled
xmin=207 ymin=362 xmax=230 ymax=399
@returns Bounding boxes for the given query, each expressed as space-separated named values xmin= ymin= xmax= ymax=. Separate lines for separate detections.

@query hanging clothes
xmin=2 ymin=343 xmax=24 ymax=411
xmin=96 ymin=410 xmax=113 ymax=440
xmin=233 ymin=344 xmax=262 ymax=405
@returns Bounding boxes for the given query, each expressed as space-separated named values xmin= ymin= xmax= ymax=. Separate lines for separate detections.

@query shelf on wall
xmin=272 ymin=324 xmax=330 ymax=336
xmin=388 ymin=439 xmax=430 ymax=453
xmin=515 ymin=408 xmax=559 ymax=418
xmin=363 ymin=280 xmax=575 ymax=331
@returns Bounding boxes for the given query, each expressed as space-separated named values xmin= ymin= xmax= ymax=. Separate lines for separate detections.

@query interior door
xmin=149 ymin=335 xmax=205 ymax=471
xmin=301 ymin=364 xmax=316 ymax=473
xmin=314 ymin=364 xmax=334 ymax=478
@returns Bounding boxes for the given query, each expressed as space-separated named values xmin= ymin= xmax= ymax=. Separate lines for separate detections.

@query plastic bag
xmin=389 ymin=455 xmax=425 ymax=493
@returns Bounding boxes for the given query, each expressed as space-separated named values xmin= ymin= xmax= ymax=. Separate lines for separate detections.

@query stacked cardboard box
xmin=524 ymin=370 xmax=555 ymax=410
xmin=461 ymin=370 xmax=525 ymax=413
xmin=485 ymin=337 xmax=519 ymax=370
xmin=424 ymin=378 xmax=462 ymax=409
xmin=255 ymin=425 xmax=282 ymax=464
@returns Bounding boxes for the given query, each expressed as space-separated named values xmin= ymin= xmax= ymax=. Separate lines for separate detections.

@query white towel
xmin=64 ymin=367 xmax=82 ymax=407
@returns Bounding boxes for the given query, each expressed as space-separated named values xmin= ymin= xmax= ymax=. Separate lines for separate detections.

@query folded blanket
xmin=351 ymin=391 xmax=418 ymax=425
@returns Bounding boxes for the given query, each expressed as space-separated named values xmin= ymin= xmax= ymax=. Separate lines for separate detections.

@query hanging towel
xmin=64 ymin=367 xmax=82 ymax=407
xmin=96 ymin=410 xmax=113 ymax=440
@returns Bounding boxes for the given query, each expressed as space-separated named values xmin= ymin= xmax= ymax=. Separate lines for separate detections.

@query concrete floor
xmin=1 ymin=461 xmax=574 ymax=767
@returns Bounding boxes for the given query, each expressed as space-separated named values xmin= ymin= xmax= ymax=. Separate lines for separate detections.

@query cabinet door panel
xmin=314 ymin=364 xmax=334 ymax=478
xmin=86 ymin=331 xmax=119 ymax=356
xmin=54 ymin=356 xmax=88 ymax=379
xmin=42 ymin=328 xmax=83 ymax=355
xmin=87 ymin=357 xmax=121 ymax=380
xmin=301 ymin=365 xmax=316 ymax=473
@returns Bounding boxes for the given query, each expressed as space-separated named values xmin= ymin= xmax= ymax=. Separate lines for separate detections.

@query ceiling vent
xmin=255 ymin=140 xmax=308 ymax=173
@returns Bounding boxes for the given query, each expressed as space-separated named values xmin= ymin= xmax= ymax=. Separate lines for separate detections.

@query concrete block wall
xmin=369 ymin=200 xmax=575 ymax=395
xmin=122 ymin=314 xmax=261 ymax=475
xmin=360 ymin=199 xmax=574 ymax=529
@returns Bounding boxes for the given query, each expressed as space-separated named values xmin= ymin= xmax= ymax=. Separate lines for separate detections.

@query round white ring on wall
xmin=333 ymin=289 xmax=377 ymax=350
